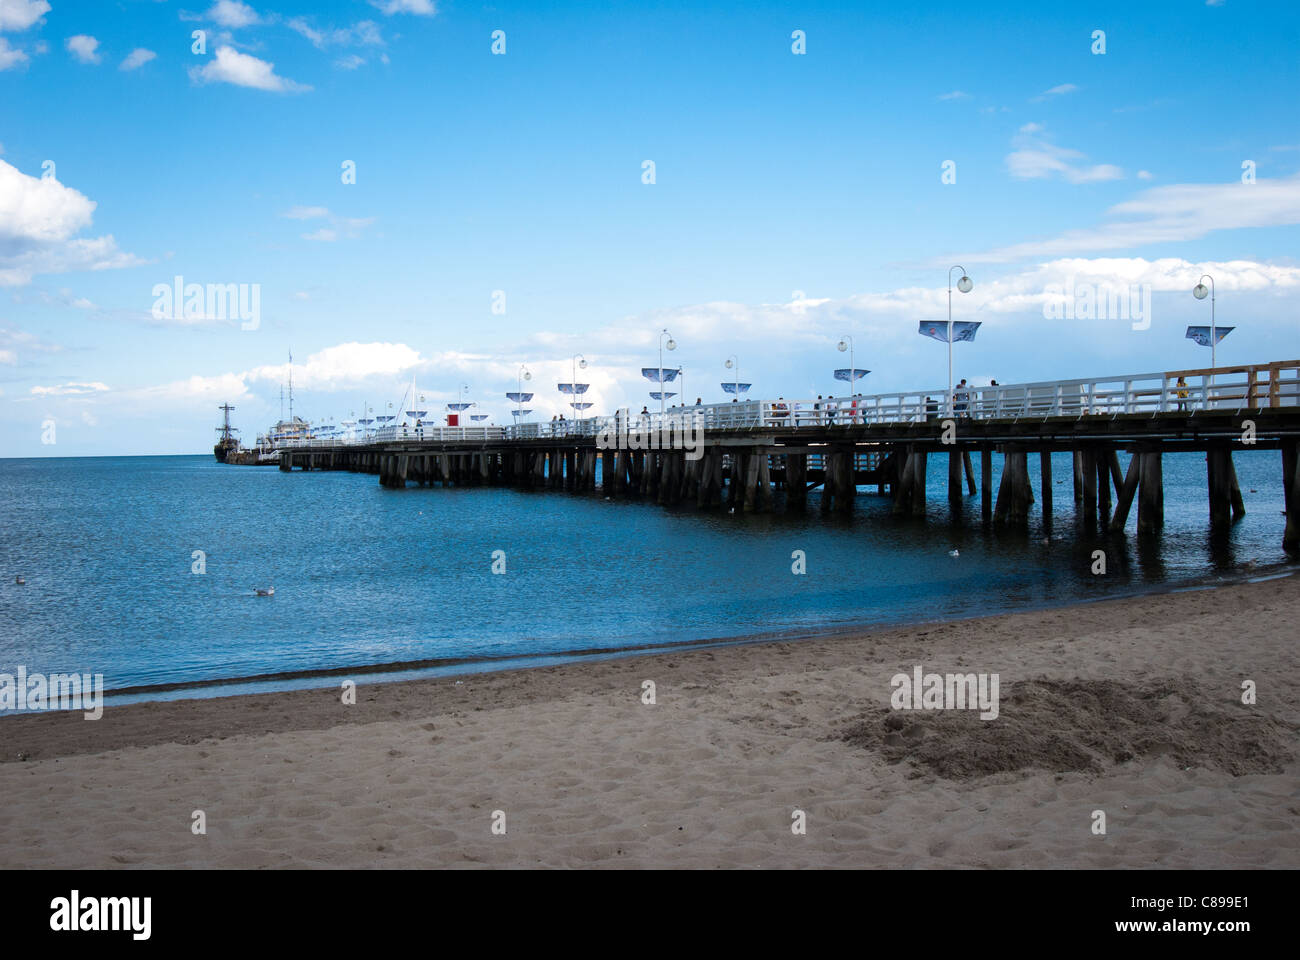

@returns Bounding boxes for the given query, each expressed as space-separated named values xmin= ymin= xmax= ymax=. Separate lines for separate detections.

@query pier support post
xmin=1228 ymin=453 xmax=1246 ymax=520
xmin=963 ymin=450 xmax=976 ymax=496
xmin=1073 ymin=450 xmax=1084 ymax=504
xmin=1040 ymin=450 xmax=1053 ymax=517
xmin=786 ymin=453 xmax=807 ymax=511
xmin=1096 ymin=447 xmax=1112 ymax=524
xmin=891 ymin=447 xmax=911 ymax=516
xmin=993 ymin=448 xmax=1031 ymax=524
xmin=1137 ymin=451 xmax=1164 ymax=534
xmin=980 ymin=448 xmax=992 ymax=520
xmin=910 ymin=448 xmax=927 ymax=517
xmin=1207 ymin=447 xmax=1233 ymax=529
xmin=1081 ymin=447 xmax=1097 ymax=522
xmin=1110 ymin=452 xmax=1141 ymax=532
xmin=948 ymin=450 xmax=962 ymax=501
xmin=837 ymin=448 xmax=855 ymax=515
xmin=1284 ymin=440 xmax=1300 ymax=551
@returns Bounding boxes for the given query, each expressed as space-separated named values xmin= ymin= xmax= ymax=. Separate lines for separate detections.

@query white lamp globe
xmin=578 ymin=358 xmax=588 ymax=369
xmin=666 ymin=338 xmax=677 ymax=351
xmin=523 ymin=371 xmax=532 ymax=381
xmin=1193 ymin=283 xmax=1209 ymax=300
xmin=957 ymin=275 xmax=973 ymax=294
xmin=837 ymin=340 xmax=848 ymax=352
xmin=725 ymin=358 xmax=734 ymax=369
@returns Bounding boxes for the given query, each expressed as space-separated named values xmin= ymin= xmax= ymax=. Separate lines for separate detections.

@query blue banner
xmin=833 ymin=368 xmax=871 ymax=382
xmin=642 ymin=368 xmax=680 ymax=383
xmin=557 ymin=383 xmax=590 ymax=394
xmin=648 ymin=391 xmax=677 ymax=400
xmin=1185 ymin=325 xmax=1234 ymax=347
xmin=505 ymin=392 xmax=533 ymax=402
xmin=720 ymin=382 xmax=752 ymax=394
xmin=919 ymin=320 xmax=981 ymax=343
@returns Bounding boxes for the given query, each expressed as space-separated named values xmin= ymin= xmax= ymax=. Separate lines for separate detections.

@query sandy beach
xmin=2 ymin=572 xmax=1297 ymax=869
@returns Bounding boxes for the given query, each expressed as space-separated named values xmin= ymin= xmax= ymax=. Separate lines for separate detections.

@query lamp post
xmin=658 ymin=329 xmax=677 ymax=418
xmin=516 ymin=364 xmax=531 ymax=421
xmin=571 ymin=353 xmax=587 ymax=428
xmin=947 ymin=265 xmax=974 ymax=415
xmin=725 ymin=355 xmax=739 ymax=398
xmin=1193 ymin=274 xmax=1216 ymax=396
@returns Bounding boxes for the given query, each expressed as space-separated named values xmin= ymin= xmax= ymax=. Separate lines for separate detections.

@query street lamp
xmin=513 ymin=364 xmax=532 ymax=423
xmin=725 ymin=355 xmax=739 ymax=397
xmin=1193 ymin=274 xmax=1216 ymax=393
xmin=947 ymin=265 xmax=973 ymax=415
xmin=570 ymin=353 xmax=588 ymax=428
xmin=658 ymin=329 xmax=677 ymax=417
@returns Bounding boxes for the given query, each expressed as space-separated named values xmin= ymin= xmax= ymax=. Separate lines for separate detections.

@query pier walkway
xmin=266 ymin=360 xmax=1300 ymax=550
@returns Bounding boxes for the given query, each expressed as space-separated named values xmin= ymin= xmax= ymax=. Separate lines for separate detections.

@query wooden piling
xmin=963 ymin=450 xmax=976 ymax=496
xmin=1284 ymin=440 xmax=1299 ymax=551
xmin=948 ymin=450 xmax=962 ymax=501
xmin=910 ymin=448 xmax=927 ymax=517
xmin=1040 ymin=450 xmax=1053 ymax=516
xmin=980 ymin=448 xmax=992 ymax=520
xmin=994 ymin=449 xmax=1031 ymax=524
xmin=1137 ymin=451 xmax=1164 ymax=533
xmin=1207 ymin=447 xmax=1232 ymax=529
xmin=1110 ymin=452 xmax=1141 ymax=532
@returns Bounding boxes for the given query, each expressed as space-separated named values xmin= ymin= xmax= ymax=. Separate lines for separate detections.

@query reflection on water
xmin=0 ymin=452 xmax=1291 ymax=692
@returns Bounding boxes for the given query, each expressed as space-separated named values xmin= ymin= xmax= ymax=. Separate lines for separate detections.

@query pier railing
xmin=273 ymin=360 xmax=1299 ymax=449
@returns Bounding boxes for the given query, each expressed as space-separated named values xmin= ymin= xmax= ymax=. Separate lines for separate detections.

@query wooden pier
xmin=265 ymin=360 xmax=1300 ymax=551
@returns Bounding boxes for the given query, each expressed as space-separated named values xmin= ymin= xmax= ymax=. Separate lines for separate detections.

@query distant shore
xmin=2 ymin=571 xmax=1296 ymax=868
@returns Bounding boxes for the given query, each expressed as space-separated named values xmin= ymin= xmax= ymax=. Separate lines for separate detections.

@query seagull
xmin=254 ymin=586 xmax=275 ymax=597
xmin=14 ymin=575 xmax=25 ymax=585
xmin=948 ymin=549 xmax=960 ymax=557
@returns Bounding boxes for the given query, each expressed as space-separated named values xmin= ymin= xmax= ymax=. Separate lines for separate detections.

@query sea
xmin=0 ymin=452 xmax=1293 ymax=706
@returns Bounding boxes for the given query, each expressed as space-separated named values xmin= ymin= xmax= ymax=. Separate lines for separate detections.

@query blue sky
xmin=2 ymin=0 xmax=1298 ymax=455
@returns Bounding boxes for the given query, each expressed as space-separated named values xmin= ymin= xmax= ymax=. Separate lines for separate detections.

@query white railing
xmin=270 ymin=361 xmax=1299 ymax=449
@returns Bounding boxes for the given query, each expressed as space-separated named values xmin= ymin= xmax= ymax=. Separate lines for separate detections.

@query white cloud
xmin=0 ymin=159 xmax=97 ymax=243
xmin=937 ymin=90 xmax=969 ymax=101
xmin=0 ymin=35 xmax=27 ymax=69
xmin=119 ymin=48 xmax=157 ymax=71
xmin=370 ymin=0 xmax=436 ymax=15
xmin=1005 ymin=123 xmax=1123 ymax=184
xmin=0 ymin=0 xmax=49 ymax=32
xmin=65 ymin=35 xmax=101 ymax=65
xmin=284 ymin=208 xmax=374 ymax=240
xmin=281 ymin=205 xmax=329 ymax=220
xmin=967 ymin=173 xmax=1300 ymax=262
xmin=1137 ymin=170 xmax=1153 ymax=180
xmin=1030 ymin=82 xmax=1078 ymax=102
xmin=206 ymin=1 xmax=260 ymax=29
xmin=31 ymin=381 xmax=110 ymax=396
xmin=288 ymin=17 xmax=383 ymax=49
xmin=335 ymin=54 xmax=365 ymax=70
xmin=0 ymin=348 xmax=14 ymax=364
xmin=249 ymin=342 xmax=424 ymax=390
xmin=189 ymin=45 xmax=310 ymax=93
xmin=0 ymin=159 xmax=146 ymax=286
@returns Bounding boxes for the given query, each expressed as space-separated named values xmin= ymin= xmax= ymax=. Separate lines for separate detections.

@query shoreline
xmin=3 ymin=570 xmax=1295 ymax=868
xmin=11 ymin=558 xmax=1296 ymax=710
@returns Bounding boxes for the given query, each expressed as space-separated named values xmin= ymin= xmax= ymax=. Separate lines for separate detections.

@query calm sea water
xmin=0 ymin=453 xmax=1292 ymax=699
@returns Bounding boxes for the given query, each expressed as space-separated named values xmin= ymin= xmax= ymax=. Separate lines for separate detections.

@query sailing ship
xmin=213 ymin=403 xmax=240 ymax=462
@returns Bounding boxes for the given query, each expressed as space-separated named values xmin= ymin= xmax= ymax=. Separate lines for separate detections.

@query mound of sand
xmin=838 ymin=678 xmax=1296 ymax=781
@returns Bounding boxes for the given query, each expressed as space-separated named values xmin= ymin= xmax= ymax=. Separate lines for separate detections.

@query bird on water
xmin=254 ymin=586 xmax=275 ymax=597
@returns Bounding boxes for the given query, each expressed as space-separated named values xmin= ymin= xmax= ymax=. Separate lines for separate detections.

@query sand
xmin=2 ymin=573 xmax=1297 ymax=869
